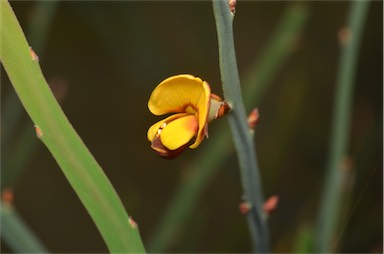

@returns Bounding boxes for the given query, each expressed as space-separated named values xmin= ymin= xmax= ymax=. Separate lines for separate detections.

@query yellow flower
xmin=147 ymin=74 xmax=229 ymax=159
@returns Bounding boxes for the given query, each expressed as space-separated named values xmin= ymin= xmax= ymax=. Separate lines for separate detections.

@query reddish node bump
xmin=239 ymin=202 xmax=251 ymax=215
xmin=229 ymin=0 xmax=236 ymax=15
xmin=340 ymin=156 xmax=354 ymax=173
xmin=248 ymin=108 xmax=260 ymax=129
xmin=263 ymin=195 xmax=279 ymax=214
xmin=34 ymin=125 xmax=43 ymax=138
xmin=338 ymin=27 xmax=351 ymax=46
xmin=29 ymin=47 xmax=39 ymax=61
xmin=129 ymin=216 xmax=138 ymax=229
xmin=2 ymin=188 xmax=14 ymax=204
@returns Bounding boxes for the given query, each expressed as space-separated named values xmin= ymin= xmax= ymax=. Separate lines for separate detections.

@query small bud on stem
xmin=248 ymin=108 xmax=260 ymax=130
xmin=1 ymin=188 xmax=14 ymax=204
xmin=34 ymin=125 xmax=43 ymax=138
xmin=263 ymin=195 xmax=279 ymax=214
xmin=29 ymin=47 xmax=39 ymax=61
xmin=229 ymin=0 xmax=236 ymax=16
xmin=239 ymin=202 xmax=252 ymax=215
xmin=129 ymin=216 xmax=138 ymax=229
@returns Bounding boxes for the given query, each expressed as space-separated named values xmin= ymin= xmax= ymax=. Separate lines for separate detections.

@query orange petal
xmin=160 ymin=115 xmax=198 ymax=150
xmin=148 ymin=74 xmax=210 ymax=116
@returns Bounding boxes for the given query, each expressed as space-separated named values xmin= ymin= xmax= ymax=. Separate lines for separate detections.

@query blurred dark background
xmin=1 ymin=1 xmax=382 ymax=253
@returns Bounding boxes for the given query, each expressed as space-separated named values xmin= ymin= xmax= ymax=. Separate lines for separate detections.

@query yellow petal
xmin=148 ymin=74 xmax=210 ymax=116
xmin=147 ymin=113 xmax=189 ymax=142
xmin=160 ymin=115 xmax=198 ymax=150
xmin=189 ymin=80 xmax=211 ymax=149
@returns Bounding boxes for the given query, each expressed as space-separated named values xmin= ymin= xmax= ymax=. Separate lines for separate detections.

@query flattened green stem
xmin=315 ymin=1 xmax=370 ymax=252
xmin=212 ymin=0 xmax=269 ymax=252
xmin=0 ymin=1 xmax=145 ymax=252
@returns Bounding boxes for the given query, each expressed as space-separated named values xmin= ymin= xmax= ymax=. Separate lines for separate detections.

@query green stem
xmin=0 ymin=202 xmax=48 ymax=253
xmin=212 ymin=0 xmax=269 ymax=252
xmin=315 ymin=1 xmax=370 ymax=252
xmin=0 ymin=1 xmax=145 ymax=252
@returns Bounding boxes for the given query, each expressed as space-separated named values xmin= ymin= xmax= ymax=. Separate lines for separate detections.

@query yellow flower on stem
xmin=147 ymin=74 xmax=230 ymax=159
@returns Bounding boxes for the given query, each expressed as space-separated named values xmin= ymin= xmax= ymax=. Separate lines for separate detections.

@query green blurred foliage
xmin=1 ymin=1 xmax=382 ymax=253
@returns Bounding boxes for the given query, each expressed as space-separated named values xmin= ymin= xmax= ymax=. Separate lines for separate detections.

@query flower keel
xmin=151 ymin=136 xmax=189 ymax=159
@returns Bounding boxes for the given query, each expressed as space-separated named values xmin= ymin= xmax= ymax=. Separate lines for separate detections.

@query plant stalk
xmin=315 ymin=1 xmax=370 ymax=252
xmin=0 ymin=202 xmax=48 ymax=253
xmin=0 ymin=1 xmax=145 ymax=252
xmin=212 ymin=0 xmax=269 ymax=252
